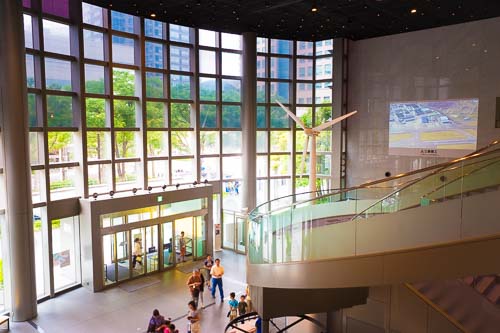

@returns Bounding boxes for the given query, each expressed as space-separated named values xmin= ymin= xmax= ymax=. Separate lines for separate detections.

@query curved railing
xmin=248 ymin=140 xmax=500 ymax=265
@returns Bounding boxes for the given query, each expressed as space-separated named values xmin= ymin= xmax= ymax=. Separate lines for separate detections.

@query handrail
xmin=350 ymin=145 xmax=500 ymax=221
xmin=250 ymin=139 xmax=500 ymax=219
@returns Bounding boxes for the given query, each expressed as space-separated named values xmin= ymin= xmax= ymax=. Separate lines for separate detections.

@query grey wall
xmin=347 ymin=17 xmax=500 ymax=186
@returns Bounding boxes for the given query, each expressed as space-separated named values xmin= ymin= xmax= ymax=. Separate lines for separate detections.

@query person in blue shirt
xmin=255 ymin=316 xmax=262 ymax=333
xmin=228 ymin=292 xmax=238 ymax=321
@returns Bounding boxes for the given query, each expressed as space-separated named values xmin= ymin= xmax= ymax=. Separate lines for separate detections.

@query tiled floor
xmin=13 ymin=250 xmax=247 ymax=333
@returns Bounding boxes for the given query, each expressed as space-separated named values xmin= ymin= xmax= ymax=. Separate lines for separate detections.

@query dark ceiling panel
xmin=84 ymin=0 xmax=500 ymax=40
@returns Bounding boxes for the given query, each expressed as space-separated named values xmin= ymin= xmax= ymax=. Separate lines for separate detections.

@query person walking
xmin=187 ymin=269 xmax=202 ymax=308
xmin=210 ymin=258 xmax=225 ymax=301
xmin=197 ymin=269 xmax=206 ymax=308
xmin=132 ymin=237 xmax=142 ymax=269
xmin=179 ymin=231 xmax=187 ymax=262
xmin=187 ymin=301 xmax=201 ymax=333
xmin=203 ymin=255 xmax=214 ymax=289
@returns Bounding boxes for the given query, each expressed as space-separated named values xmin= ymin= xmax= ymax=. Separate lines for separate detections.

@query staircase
xmin=412 ymin=277 xmax=500 ymax=333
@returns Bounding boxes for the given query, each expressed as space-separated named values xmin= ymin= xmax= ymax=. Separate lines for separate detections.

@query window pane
xmin=111 ymin=11 xmax=135 ymax=33
xmin=257 ymin=106 xmax=266 ymax=128
xmin=271 ymin=178 xmax=291 ymax=199
xmin=296 ymin=83 xmax=313 ymax=105
xmin=297 ymin=41 xmax=313 ymax=56
xmin=199 ymin=50 xmax=216 ymax=74
xmin=28 ymin=93 xmax=38 ymax=127
xmin=145 ymin=42 xmax=164 ymax=68
xmin=147 ymin=132 xmax=168 ymax=157
xmin=222 ymin=131 xmax=242 ymax=154
xmin=316 ymin=39 xmax=333 ymax=56
xmin=223 ymin=156 xmax=242 ymax=179
xmin=45 ymin=58 xmax=72 ymax=91
xmin=270 ymin=39 xmax=292 ymax=55
xmin=171 ymin=158 xmax=195 ymax=183
xmin=86 ymin=98 xmax=107 ymax=128
xmin=33 ymin=208 xmax=47 ymax=297
xmin=256 ymin=180 xmax=268 ymax=205
xmin=148 ymin=160 xmax=169 ymax=187
xmin=222 ymin=79 xmax=241 ymax=102
xmin=171 ymin=131 xmax=194 ymax=156
xmin=200 ymin=131 xmax=219 ymax=155
xmin=222 ymin=53 xmax=241 ymax=76
xmin=171 ymin=103 xmax=192 ymax=128
xmin=170 ymin=75 xmax=191 ymax=100
xmin=47 ymin=95 xmax=73 ymax=127
xmin=169 ymin=24 xmax=191 ymax=43
xmin=85 ymin=64 xmax=105 ymax=94
xmin=270 ymin=106 xmax=290 ymax=128
xmin=199 ymin=29 xmax=216 ymax=47
xmin=222 ymin=105 xmax=241 ymax=128
xmin=315 ymin=82 xmax=332 ymax=104
xmin=257 ymin=156 xmax=268 ymax=177
xmin=113 ymin=68 xmax=136 ymax=96
xmin=84 ymin=30 xmax=104 ymax=60
xmin=52 ymin=216 xmax=80 ymax=291
xmin=114 ymin=100 xmax=137 ymax=128
xmin=200 ymin=77 xmax=217 ymax=101
xmin=257 ymin=56 xmax=266 ymax=78
xmin=297 ymin=106 xmax=312 ymax=127
xmin=256 ymin=131 xmax=267 ymax=153
xmin=270 ymin=131 xmax=290 ymax=152
xmin=24 ymin=14 xmax=33 ymax=48
xmin=201 ymin=157 xmax=219 ymax=181
xmin=257 ymin=81 xmax=266 ymax=103
xmin=145 ymin=19 xmax=164 ymax=39
xmin=32 ymin=169 xmax=45 ymax=203
xmin=317 ymin=130 xmax=332 ymax=152
xmin=146 ymin=102 xmax=168 ymax=128
xmin=316 ymin=57 xmax=333 ymax=80
xmin=114 ymin=132 xmax=138 ymax=158
xmin=26 ymin=54 xmax=35 ymax=88
xmin=48 ymin=132 xmax=75 ymax=162
xmin=82 ymin=2 xmax=104 ymax=27
xmin=88 ymin=164 xmax=112 ymax=193
xmin=50 ymin=167 xmax=78 ymax=200
xmin=42 ymin=0 xmax=69 ymax=18
xmin=146 ymin=72 xmax=164 ymax=98
xmin=43 ymin=20 xmax=70 ymax=55
xmin=115 ymin=162 xmax=140 ymax=191
xmin=257 ymin=37 xmax=268 ymax=52
xmin=221 ymin=33 xmax=241 ymax=50
xmin=297 ymin=58 xmax=313 ymax=80
xmin=270 ymin=57 xmax=291 ymax=79
xmin=200 ymin=104 xmax=217 ymax=128
xmin=170 ymin=46 xmax=190 ymax=71
xmin=112 ymin=36 xmax=135 ymax=65
xmin=87 ymin=131 xmax=110 ymax=160
xmin=270 ymin=82 xmax=289 ymax=103
xmin=270 ymin=155 xmax=290 ymax=176
xmin=30 ymin=131 xmax=43 ymax=164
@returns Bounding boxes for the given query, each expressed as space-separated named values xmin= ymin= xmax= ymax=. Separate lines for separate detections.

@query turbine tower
xmin=276 ymin=100 xmax=357 ymax=196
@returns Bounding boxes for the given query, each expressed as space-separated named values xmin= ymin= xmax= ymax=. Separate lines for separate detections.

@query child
xmin=238 ymin=295 xmax=248 ymax=323
xmin=228 ymin=292 xmax=238 ymax=321
xmin=187 ymin=301 xmax=201 ymax=333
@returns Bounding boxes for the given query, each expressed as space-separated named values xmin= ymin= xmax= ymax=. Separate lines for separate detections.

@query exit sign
xmin=157 ymin=195 xmax=163 ymax=203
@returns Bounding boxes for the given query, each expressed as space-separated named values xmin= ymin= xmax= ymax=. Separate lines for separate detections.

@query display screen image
xmin=389 ymin=99 xmax=479 ymax=158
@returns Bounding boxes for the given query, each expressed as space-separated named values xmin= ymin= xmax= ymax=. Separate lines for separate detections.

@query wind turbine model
xmin=276 ymin=100 xmax=357 ymax=196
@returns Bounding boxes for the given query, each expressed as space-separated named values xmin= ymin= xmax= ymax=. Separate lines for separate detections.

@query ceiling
xmin=85 ymin=0 xmax=500 ymax=41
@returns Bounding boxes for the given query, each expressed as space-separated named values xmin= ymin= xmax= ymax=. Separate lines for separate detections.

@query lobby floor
xmin=9 ymin=250 xmax=247 ymax=333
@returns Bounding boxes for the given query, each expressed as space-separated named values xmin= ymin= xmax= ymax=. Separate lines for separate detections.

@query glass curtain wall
xmin=256 ymin=38 xmax=334 ymax=206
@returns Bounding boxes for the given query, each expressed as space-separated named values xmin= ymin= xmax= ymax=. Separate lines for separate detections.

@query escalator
xmin=246 ymin=140 xmax=500 ymax=329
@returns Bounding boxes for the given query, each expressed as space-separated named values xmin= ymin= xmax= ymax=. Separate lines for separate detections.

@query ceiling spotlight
xmin=162 ymin=184 xmax=167 ymax=191
xmin=92 ymin=192 xmax=98 ymax=200
xmin=148 ymin=186 xmax=153 ymax=192
xmin=311 ymin=0 xmax=318 ymax=12
xmin=132 ymin=188 xmax=138 ymax=195
xmin=150 ymin=13 xmax=157 ymax=18
xmin=175 ymin=183 xmax=180 ymax=189
xmin=410 ymin=8 xmax=417 ymax=14
xmin=109 ymin=190 xmax=115 ymax=198
xmin=196 ymin=0 xmax=201 ymax=5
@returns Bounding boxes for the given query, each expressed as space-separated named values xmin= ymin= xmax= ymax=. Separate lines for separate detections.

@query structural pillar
xmin=0 ymin=0 xmax=38 ymax=321
xmin=241 ymin=32 xmax=257 ymax=212
xmin=327 ymin=310 xmax=343 ymax=332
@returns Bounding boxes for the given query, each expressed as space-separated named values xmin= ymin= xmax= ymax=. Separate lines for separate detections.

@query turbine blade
xmin=312 ymin=110 xmax=357 ymax=132
xmin=276 ymin=100 xmax=307 ymax=130
xmin=300 ymin=135 xmax=309 ymax=177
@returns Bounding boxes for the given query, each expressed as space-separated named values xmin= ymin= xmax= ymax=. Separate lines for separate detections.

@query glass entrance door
xmin=131 ymin=228 xmax=146 ymax=277
xmin=162 ymin=222 xmax=174 ymax=268
xmin=236 ymin=216 xmax=246 ymax=253
xmin=222 ymin=210 xmax=247 ymax=254
xmin=175 ymin=217 xmax=193 ymax=263
xmin=145 ymin=226 xmax=159 ymax=273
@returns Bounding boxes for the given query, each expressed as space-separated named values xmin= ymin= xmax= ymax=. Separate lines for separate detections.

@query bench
xmin=0 ymin=315 xmax=9 ymax=330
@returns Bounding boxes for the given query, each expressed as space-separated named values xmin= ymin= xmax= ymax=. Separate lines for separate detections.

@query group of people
xmin=186 ymin=255 xmax=225 ymax=308
xmin=147 ymin=301 xmax=200 ymax=333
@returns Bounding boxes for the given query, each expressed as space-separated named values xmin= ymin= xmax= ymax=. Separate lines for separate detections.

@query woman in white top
xmin=132 ymin=238 xmax=142 ymax=269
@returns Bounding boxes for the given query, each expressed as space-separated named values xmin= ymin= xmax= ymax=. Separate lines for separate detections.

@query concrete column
xmin=0 ymin=0 xmax=38 ymax=321
xmin=241 ymin=32 xmax=257 ymax=212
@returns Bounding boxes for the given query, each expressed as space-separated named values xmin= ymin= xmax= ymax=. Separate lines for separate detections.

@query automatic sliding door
xmin=103 ymin=234 xmax=116 ymax=285
xmin=131 ymin=228 xmax=145 ymax=277
xmin=162 ymin=222 xmax=174 ymax=268
xmin=116 ymin=231 xmax=130 ymax=281
xmin=194 ymin=216 xmax=206 ymax=260
xmin=146 ymin=226 xmax=159 ymax=273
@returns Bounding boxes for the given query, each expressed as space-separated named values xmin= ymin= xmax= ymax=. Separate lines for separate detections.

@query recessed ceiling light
xmin=410 ymin=8 xmax=417 ymax=14
xmin=311 ymin=0 xmax=318 ymax=12
xmin=150 ymin=13 xmax=156 ymax=18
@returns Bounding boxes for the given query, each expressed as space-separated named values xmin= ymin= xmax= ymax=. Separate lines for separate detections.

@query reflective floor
xmin=10 ymin=250 xmax=246 ymax=333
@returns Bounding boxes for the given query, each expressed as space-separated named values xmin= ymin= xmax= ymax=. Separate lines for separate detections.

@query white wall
xmin=347 ymin=17 xmax=500 ymax=186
